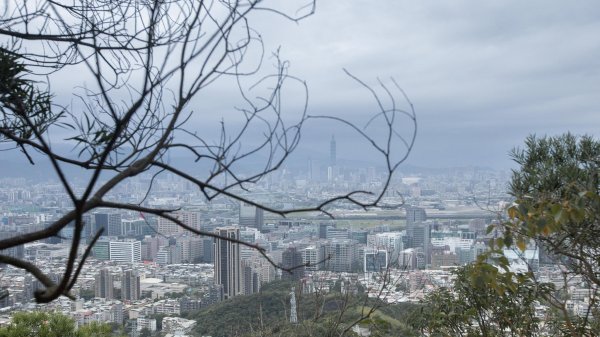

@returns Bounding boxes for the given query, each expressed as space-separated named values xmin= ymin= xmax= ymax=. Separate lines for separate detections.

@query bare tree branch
xmin=0 ymin=0 xmax=417 ymax=304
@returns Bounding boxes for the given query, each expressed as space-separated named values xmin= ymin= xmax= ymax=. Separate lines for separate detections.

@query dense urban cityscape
xmin=1 ymin=137 xmax=591 ymax=336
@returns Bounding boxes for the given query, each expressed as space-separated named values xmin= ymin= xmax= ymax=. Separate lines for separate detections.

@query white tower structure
xmin=290 ymin=287 xmax=298 ymax=324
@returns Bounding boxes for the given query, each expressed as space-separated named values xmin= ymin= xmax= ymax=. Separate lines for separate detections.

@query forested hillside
xmin=186 ymin=281 xmax=420 ymax=337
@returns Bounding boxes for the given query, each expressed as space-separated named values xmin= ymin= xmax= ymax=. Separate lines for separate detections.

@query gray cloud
xmin=30 ymin=1 xmax=600 ymax=171
xmin=241 ymin=1 xmax=600 ymax=168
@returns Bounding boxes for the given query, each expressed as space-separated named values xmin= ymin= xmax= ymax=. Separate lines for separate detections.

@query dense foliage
xmin=187 ymin=281 xmax=419 ymax=337
xmin=416 ymin=134 xmax=600 ymax=336
xmin=506 ymin=134 xmax=600 ymax=286
xmin=498 ymin=134 xmax=600 ymax=335
xmin=0 ymin=47 xmax=58 ymax=145
xmin=412 ymin=263 xmax=551 ymax=336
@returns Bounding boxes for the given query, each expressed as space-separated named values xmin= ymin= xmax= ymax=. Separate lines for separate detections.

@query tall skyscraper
xmin=121 ymin=269 xmax=140 ymax=301
xmin=202 ymin=237 xmax=214 ymax=263
xmin=214 ymin=226 xmax=241 ymax=299
xmin=410 ymin=222 xmax=431 ymax=266
xmin=281 ymin=247 xmax=304 ymax=281
xmin=239 ymin=203 xmax=264 ymax=231
xmin=95 ymin=212 xmax=122 ymax=236
xmin=405 ymin=206 xmax=429 ymax=265
xmin=94 ymin=268 xmax=114 ymax=299
xmin=405 ymin=206 xmax=427 ymax=227
xmin=330 ymin=135 xmax=336 ymax=167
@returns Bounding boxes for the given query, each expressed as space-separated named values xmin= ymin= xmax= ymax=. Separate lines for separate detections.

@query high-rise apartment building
xmin=176 ymin=237 xmax=203 ymax=263
xmin=121 ymin=269 xmax=140 ymax=301
xmin=109 ymin=240 xmax=141 ymax=263
xmin=241 ymin=260 xmax=260 ymax=295
xmin=122 ymin=270 xmax=140 ymax=300
xmin=155 ymin=240 xmax=186 ymax=265
xmin=156 ymin=211 xmax=200 ymax=235
xmin=326 ymin=239 xmax=358 ymax=273
xmin=302 ymin=246 xmax=321 ymax=271
xmin=213 ymin=226 xmax=241 ymax=300
xmin=141 ymin=236 xmax=162 ymax=261
xmin=94 ymin=268 xmax=114 ymax=299
xmin=370 ymin=232 xmax=404 ymax=262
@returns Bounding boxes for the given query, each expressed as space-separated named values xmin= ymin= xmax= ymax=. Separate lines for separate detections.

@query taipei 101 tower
xmin=330 ymin=135 xmax=336 ymax=166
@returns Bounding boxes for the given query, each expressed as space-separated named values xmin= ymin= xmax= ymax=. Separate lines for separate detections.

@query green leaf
xmin=516 ymin=239 xmax=527 ymax=251
xmin=503 ymin=235 xmax=513 ymax=248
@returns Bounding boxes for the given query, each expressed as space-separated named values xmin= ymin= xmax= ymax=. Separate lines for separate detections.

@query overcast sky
xmin=230 ymin=1 xmax=600 ymax=169
xmin=21 ymin=1 xmax=600 ymax=173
